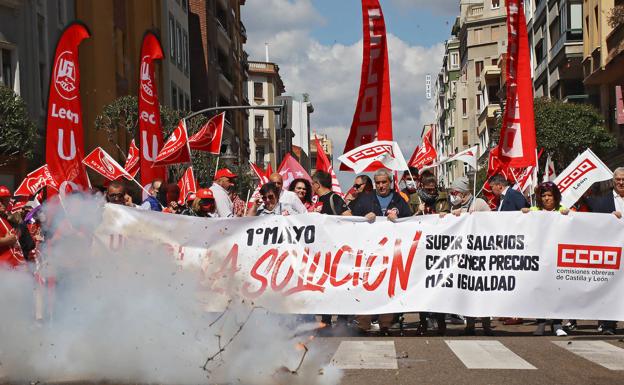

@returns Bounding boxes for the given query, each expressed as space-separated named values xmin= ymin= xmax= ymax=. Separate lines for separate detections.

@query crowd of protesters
xmin=1 ymin=165 xmax=623 ymax=337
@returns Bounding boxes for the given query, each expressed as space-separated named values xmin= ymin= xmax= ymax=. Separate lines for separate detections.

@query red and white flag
xmin=340 ymin=0 xmax=393 ymax=171
xmin=441 ymin=145 xmax=478 ymax=170
xmin=497 ymin=0 xmax=537 ymax=168
xmin=82 ymin=147 xmax=131 ymax=181
xmin=277 ymin=153 xmax=313 ymax=189
xmin=249 ymin=161 xmax=269 ymax=185
xmin=153 ymin=120 xmax=191 ymax=166
xmin=314 ymin=135 xmax=342 ymax=194
xmin=124 ymin=139 xmax=140 ymax=179
xmin=189 ymin=112 xmax=224 ymax=154
xmin=543 ymin=154 xmax=557 ymax=182
xmin=339 ymin=140 xmax=409 ymax=174
xmin=408 ymin=133 xmax=437 ymax=170
xmin=554 ymin=149 xmax=613 ymax=208
xmin=14 ymin=164 xmax=58 ymax=197
xmin=45 ymin=23 xmax=91 ymax=194
xmin=138 ymin=32 xmax=166 ymax=184
xmin=177 ymin=167 xmax=197 ymax=204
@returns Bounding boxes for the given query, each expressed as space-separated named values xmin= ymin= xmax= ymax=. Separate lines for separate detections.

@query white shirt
xmin=209 ymin=183 xmax=234 ymax=217
xmin=279 ymin=190 xmax=308 ymax=214
xmin=497 ymin=186 xmax=510 ymax=212
xmin=614 ymin=190 xmax=624 ymax=213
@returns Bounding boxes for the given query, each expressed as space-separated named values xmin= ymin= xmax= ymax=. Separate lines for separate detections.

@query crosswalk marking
xmin=553 ymin=341 xmax=624 ymax=370
xmin=446 ymin=340 xmax=537 ymax=369
xmin=330 ymin=340 xmax=398 ymax=369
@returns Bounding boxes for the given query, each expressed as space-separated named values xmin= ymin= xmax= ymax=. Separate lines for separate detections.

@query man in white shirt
xmin=209 ymin=168 xmax=237 ymax=217
xmin=268 ymin=173 xmax=308 ymax=214
xmin=613 ymin=167 xmax=624 ymax=218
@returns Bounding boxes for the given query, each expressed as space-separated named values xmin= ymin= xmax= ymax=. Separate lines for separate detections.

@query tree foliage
xmin=533 ymin=98 xmax=616 ymax=171
xmin=0 ymin=85 xmax=38 ymax=160
xmin=95 ymin=96 xmax=254 ymax=198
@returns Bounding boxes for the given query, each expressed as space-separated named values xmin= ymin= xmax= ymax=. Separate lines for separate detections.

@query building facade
xmin=0 ymin=0 xmax=75 ymax=187
xmin=188 ymin=0 xmax=248 ymax=162
xmin=309 ymin=132 xmax=333 ymax=174
xmin=246 ymin=60 xmax=284 ymax=170
xmin=582 ymin=0 xmax=624 ymax=165
xmin=278 ymin=94 xmax=314 ymax=173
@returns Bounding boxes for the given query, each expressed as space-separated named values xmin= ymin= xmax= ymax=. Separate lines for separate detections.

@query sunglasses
xmin=262 ymin=194 xmax=276 ymax=201
xmin=107 ymin=193 xmax=124 ymax=200
xmin=353 ymin=183 xmax=363 ymax=189
xmin=199 ymin=199 xmax=215 ymax=205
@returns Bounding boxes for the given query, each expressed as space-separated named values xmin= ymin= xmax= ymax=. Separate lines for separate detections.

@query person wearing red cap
xmin=181 ymin=188 xmax=216 ymax=217
xmin=209 ymin=168 xmax=237 ymax=217
xmin=0 ymin=185 xmax=25 ymax=268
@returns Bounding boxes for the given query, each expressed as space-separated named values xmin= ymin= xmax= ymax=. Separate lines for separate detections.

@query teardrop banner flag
xmin=45 ymin=22 xmax=91 ymax=194
xmin=138 ymin=32 xmax=166 ymax=185
xmin=340 ymin=0 xmax=393 ymax=171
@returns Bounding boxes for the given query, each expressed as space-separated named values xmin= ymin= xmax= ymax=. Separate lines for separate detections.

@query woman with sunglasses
xmin=181 ymin=189 xmax=217 ymax=218
xmin=345 ymin=175 xmax=374 ymax=207
xmin=522 ymin=181 xmax=569 ymax=336
xmin=255 ymin=182 xmax=288 ymax=216
xmin=288 ymin=178 xmax=314 ymax=212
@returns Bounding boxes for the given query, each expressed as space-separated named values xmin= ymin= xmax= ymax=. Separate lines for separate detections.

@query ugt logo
xmin=54 ymin=51 xmax=77 ymax=100
xmin=140 ymin=58 xmax=155 ymax=105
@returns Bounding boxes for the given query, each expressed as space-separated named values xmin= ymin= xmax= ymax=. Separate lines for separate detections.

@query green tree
xmin=0 ymin=85 xmax=38 ymax=162
xmin=95 ymin=96 xmax=254 ymax=198
xmin=533 ymin=98 xmax=616 ymax=171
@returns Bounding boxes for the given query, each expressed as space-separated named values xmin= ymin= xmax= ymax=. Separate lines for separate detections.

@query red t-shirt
xmin=0 ymin=217 xmax=25 ymax=268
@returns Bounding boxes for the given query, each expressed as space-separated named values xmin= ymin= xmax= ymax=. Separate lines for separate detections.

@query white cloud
xmin=242 ymin=1 xmax=444 ymax=186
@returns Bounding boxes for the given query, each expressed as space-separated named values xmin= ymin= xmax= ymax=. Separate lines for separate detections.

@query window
xmin=182 ymin=31 xmax=189 ymax=74
xmin=462 ymin=98 xmax=467 ymax=117
xmin=57 ymin=0 xmax=66 ymax=26
xmin=570 ymin=3 xmax=582 ymax=30
xmin=1 ymin=49 xmax=14 ymax=89
xmin=475 ymin=60 xmax=484 ymax=78
xmin=477 ymin=94 xmax=482 ymax=111
xmin=254 ymin=82 xmax=263 ymax=99
xmin=176 ymin=22 xmax=182 ymax=66
xmin=450 ymin=81 xmax=457 ymax=95
xmin=462 ymin=130 xmax=469 ymax=146
xmin=178 ymin=89 xmax=184 ymax=110
xmin=491 ymin=0 xmax=500 ymax=9
xmin=491 ymin=25 xmax=500 ymax=41
xmin=450 ymin=52 xmax=459 ymax=69
xmin=169 ymin=14 xmax=175 ymax=60
xmin=171 ymin=83 xmax=178 ymax=109
xmin=474 ymin=28 xmax=482 ymax=44
xmin=181 ymin=0 xmax=187 ymax=12
xmin=185 ymin=94 xmax=190 ymax=111
xmin=254 ymin=115 xmax=263 ymax=130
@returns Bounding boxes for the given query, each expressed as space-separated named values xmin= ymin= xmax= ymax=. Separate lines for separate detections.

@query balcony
xmin=216 ymin=18 xmax=231 ymax=53
xmin=534 ymin=0 xmax=547 ymax=25
xmin=607 ymin=21 xmax=624 ymax=64
xmin=240 ymin=20 xmax=247 ymax=43
xmin=534 ymin=58 xmax=548 ymax=80
xmin=550 ymin=29 xmax=583 ymax=65
xmin=254 ymin=128 xmax=270 ymax=143
xmin=469 ymin=5 xmax=483 ymax=17
xmin=478 ymin=104 xmax=501 ymax=134
xmin=218 ymin=70 xmax=233 ymax=98
xmin=481 ymin=65 xmax=501 ymax=85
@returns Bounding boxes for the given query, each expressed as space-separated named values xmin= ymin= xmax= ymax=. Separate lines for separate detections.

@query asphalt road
xmin=313 ymin=318 xmax=624 ymax=385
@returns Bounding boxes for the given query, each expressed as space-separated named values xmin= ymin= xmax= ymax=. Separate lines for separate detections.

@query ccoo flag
xmin=45 ymin=23 xmax=91 ymax=194
xmin=138 ymin=32 xmax=166 ymax=185
xmin=340 ymin=0 xmax=393 ymax=171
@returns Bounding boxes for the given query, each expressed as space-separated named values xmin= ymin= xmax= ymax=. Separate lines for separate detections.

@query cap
xmin=450 ymin=177 xmax=470 ymax=193
xmin=186 ymin=192 xmax=197 ymax=202
xmin=0 ymin=185 xmax=11 ymax=198
xmin=196 ymin=188 xmax=214 ymax=200
xmin=214 ymin=168 xmax=237 ymax=180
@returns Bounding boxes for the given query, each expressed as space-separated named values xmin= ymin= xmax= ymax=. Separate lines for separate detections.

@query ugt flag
xmin=189 ymin=112 xmax=224 ymax=154
xmin=153 ymin=120 xmax=191 ymax=166
xmin=14 ymin=165 xmax=58 ymax=197
xmin=124 ymin=139 xmax=140 ymax=179
xmin=45 ymin=23 xmax=91 ymax=194
xmin=82 ymin=147 xmax=132 ymax=181
xmin=177 ymin=167 xmax=197 ymax=204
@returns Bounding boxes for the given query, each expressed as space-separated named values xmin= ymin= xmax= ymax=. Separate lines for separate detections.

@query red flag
xmin=189 ymin=112 xmax=224 ymax=154
xmin=314 ymin=136 xmax=342 ymax=194
xmin=124 ymin=139 xmax=139 ymax=179
xmin=265 ymin=163 xmax=273 ymax=179
xmin=82 ymin=147 xmax=131 ymax=181
xmin=177 ymin=167 xmax=197 ymax=204
xmin=250 ymin=162 xmax=269 ymax=185
xmin=14 ymin=165 xmax=58 ymax=197
xmin=138 ymin=32 xmax=166 ymax=184
xmin=409 ymin=134 xmax=437 ymax=169
xmin=45 ymin=23 xmax=90 ymax=194
xmin=277 ymin=153 xmax=312 ymax=189
xmin=497 ymin=0 xmax=536 ymax=168
xmin=340 ymin=0 xmax=393 ymax=171
xmin=153 ymin=120 xmax=191 ymax=166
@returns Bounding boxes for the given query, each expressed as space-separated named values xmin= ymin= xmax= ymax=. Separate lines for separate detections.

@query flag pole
xmin=214 ymin=157 xmax=220 ymax=176
xmin=471 ymin=164 xmax=478 ymax=211
xmin=243 ymin=188 xmax=251 ymax=216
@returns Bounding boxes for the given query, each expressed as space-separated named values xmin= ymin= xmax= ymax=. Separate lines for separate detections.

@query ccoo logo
xmin=53 ymin=51 xmax=78 ymax=101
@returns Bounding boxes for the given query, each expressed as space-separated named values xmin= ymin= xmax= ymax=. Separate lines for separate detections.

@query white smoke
xmin=0 ymin=195 xmax=341 ymax=384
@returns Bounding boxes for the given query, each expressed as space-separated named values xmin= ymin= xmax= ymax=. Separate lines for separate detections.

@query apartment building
xmin=247 ymin=60 xmax=284 ymax=170
xmin=309 ymin=132 xmax=333 ymax=175
xmin=188 ymin=0 xmax=248 ymax=162
xmin=278 ymin=94 xmax=314 ymax=173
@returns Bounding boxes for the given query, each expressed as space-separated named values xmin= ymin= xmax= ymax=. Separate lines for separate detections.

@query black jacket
xmin=350 ymin=191 xmax=412 ymax=218
xmin=587 ymin=192 xmax=616 ymax=214
xmin=497 ymin=187 xmax=529 ymax=211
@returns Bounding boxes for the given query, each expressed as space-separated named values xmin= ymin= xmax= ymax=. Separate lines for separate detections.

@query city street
xmin=317 ymin=319 xmax=624 ymax=385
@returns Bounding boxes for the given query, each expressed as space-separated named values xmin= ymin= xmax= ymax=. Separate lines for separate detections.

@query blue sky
xmin=242 ymin=0 xmax=458 ymax=186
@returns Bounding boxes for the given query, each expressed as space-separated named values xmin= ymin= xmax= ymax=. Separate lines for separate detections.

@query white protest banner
xmin=554 ymin=149 xmax=612 ymax=208
xmin=95 ymin=205 xmax=624 ymax=320
xmin=339 ymin=141 xmax=408 ymax=173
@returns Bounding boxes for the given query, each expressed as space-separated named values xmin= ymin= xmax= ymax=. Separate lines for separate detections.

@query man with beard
xmin=210 ymin=168 xmax=237 ymax=218
xmin=268 ymin=173 xmax=308 ymax=215
xmin=412 ymin=171 xmax=450 ymax=215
